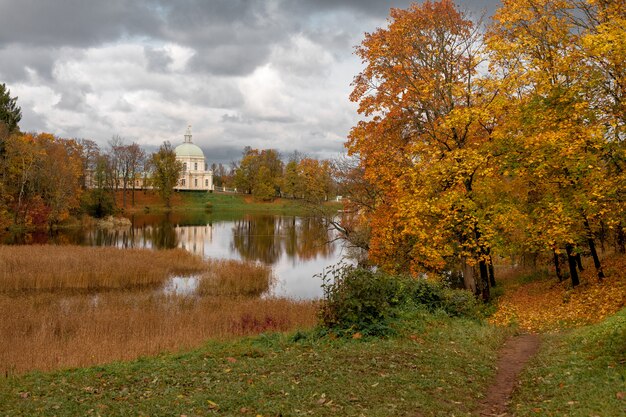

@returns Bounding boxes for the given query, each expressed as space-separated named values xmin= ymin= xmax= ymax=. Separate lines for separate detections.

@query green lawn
xmin=177 ymin=192 xmax=338 ymax=216
xmin=0 ymin=311 xmax=509 ymax=417
xmin=511 ymin=308 xmax=626 ymax=417
xmin=2 ymin=291 xmax=622 ymax=416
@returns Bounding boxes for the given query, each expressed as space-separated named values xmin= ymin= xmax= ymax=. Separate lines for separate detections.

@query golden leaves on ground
xmin=490 ymin=257 xmax=626 ymax=332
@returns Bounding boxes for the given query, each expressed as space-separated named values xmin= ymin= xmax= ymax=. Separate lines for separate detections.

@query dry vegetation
xmin=0 ymin=245 xmax=318 ymax=375
xmin=0 ymin=245 xmax=207 ymax=291
xmin=197 ymin=259 xmax=274 ymax=297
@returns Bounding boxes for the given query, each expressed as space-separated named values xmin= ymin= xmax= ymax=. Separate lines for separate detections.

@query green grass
xmin=511 ymin=308 xmax=626 ymax=417
xmin=178 ymin=192 xmax=335 ymax=216
xmin=0 ymin=311 xmax=509 ymax=417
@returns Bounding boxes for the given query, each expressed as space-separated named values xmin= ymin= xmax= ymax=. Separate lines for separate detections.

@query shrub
xmin=440 ymin=288 xmax=482 ymax=318
xmin=411 ymin=279 xmax=445 ymax=310
xmin=318 ymin=265 xmax=485 ymax=336
xmin=318 ymin=265 xmax=406 ymax=335
xmin=409 ymin=279 xmax=482 ymax=319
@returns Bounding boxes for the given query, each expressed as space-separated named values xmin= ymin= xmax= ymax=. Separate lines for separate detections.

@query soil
xmin=477 ymin=333 xmax=541 ymax=416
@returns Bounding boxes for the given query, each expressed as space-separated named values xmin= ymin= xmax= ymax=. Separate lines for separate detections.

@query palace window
xmin=183 ymin=163 xmax=187 ymax=172
xmin=194 ymin=178 xmax=198 ymax=187
xmin=194 ymin=162 xmax=198 ymax=171
xmin=205 ymin=179 xmax=209 ymax=187
xmin=181 ymin=179 xmax=186 ymax=186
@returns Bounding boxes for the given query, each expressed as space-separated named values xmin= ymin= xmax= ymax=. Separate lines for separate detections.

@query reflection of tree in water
xmin=232 ymin=215 xmax=282 ymax=263
xmin=282 ymin=217 xmax=333 ymax=261
xmin=233 ymin=215 xmax=334 ymax=264
xmin=147 ymin=212 xmax=179 ymax=249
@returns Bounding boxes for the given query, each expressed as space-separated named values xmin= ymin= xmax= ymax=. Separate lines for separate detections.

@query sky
xmin=0 ymin=0 xmax=500 ymax=165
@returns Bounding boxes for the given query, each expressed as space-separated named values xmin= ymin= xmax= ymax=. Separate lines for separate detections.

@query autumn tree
xmin=77 ymin=139 xmax=100 ymax=189
xmin=348 ymin=0 xmax=497 ymax=299
xmin=85 ymin=154 xmax=115 ymax=218
xmin=296 ymin=158 xmax=334 ymax=203
xmin=0 ymin=133 xmax=83 ymax=227
xmin=282 ymin=152 xmax=302 ymax=199
xmin=123 ymin=143 xmax=145 ymax=207
xmin=233 ymin=148 xmax=284 ymax=200
xmin=35 ymin=135 xmax=83 ymax=225
xmin=1 ymin=133 xmax=41 ymax=225
xmin=149 ymin=141 xmax=182 ymax=208
xmin=487 ymin=0 xmax=615 ymax=285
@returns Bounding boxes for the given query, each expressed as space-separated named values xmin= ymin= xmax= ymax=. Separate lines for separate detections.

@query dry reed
xmin=197 ymin=259 xmax=274 ymax=297
xmin=0 ymin=245 xmax=208 ymax=291
xmin=0 ymin=292 xmax=318 ymax=375
xmin=0 ymin=245 xmax=319 ymax=375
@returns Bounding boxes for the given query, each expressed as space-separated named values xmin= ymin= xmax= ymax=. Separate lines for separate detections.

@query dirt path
xmin=477 ymin=333 xmax=541 ymax=416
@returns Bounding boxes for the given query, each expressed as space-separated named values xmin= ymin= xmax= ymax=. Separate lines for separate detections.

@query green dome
xmin=175 ymin=143 xmax=204 ymax=158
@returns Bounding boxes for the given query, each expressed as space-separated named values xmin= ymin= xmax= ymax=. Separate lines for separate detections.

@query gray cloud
xmin=2 ymin=0 xmax=502 ymax=160
xmin=0 ymin=0 xmax=163 ymax=48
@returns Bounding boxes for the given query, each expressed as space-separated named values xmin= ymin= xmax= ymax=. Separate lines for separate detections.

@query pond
xmin=3 ymin=212 xmax=347 ymax=299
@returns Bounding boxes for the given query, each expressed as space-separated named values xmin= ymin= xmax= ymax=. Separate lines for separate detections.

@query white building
xmin=175 ymin=126 xmax=213 ymax=191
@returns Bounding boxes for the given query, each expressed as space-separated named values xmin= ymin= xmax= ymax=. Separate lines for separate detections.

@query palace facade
xmin=174 ymin=126 xmax=213 ymax=191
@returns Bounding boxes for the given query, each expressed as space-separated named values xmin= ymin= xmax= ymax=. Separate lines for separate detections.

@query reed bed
xmin=0 ymin=245 xmax=318 ymax=375
xmin=0 ymin=292 xmax=318 ymax=375
xmin=0 ymin=245 xmax=208 ymax=291
xmin=197 ymin=259 xmax=274 ymax=297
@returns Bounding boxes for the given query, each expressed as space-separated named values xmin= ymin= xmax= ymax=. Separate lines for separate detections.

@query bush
xmin=318 ymin=265 xmax=485 ymax=336
xmin=440 ymin=288 xmax=482 ymax=318
xmin=411 ymin=279 xmax=445 ymax=310
xmin=410 ymin=279 xmax=482 ymax=319
xmin=81 ymin=189 xmax=114 ymax=218
xmin=318 ymin=265 xmax=406 ymax=335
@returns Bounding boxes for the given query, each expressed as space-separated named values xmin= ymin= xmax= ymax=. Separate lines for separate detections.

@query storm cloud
xmin=0 ymin=0 xmax=500 ymax=164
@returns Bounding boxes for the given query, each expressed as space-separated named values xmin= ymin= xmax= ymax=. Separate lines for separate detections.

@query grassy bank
xmin=0 ymin=311 xmax=510 ymax=416
xmin=512 ymin=309 xmax=626 ymax=417
xmin=115 ymin=190 xmax=332 ymax=215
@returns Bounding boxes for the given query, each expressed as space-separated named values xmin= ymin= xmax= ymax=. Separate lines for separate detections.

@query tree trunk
xmin=617 ymin=223 xmax=626 ymax=254
xmin=462 ymin=259 xmax=477 ymax=295
xmin=565 ymin=244 xmax=580 ymax=287
xmin=588 ymin=237 xmax=605 ymax=280
xmin=599 ymin=220 xmax=607 ymax=252
xmin=488 ymin=257 xmax=496 ymax=288
xmin=122 ymin=179 xmax=127 ymax=208
xmin=583 ymin=218 xmax=604 ymax=280
xmin=575 ymin=253 xmax=584 ymax=271
xmin=479 ymin=259 xmax=490 ymax=302
xmin=553 ymin=249 xmax=563 ymax=282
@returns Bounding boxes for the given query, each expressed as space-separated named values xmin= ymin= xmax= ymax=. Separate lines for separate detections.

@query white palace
xmin=174 ymin=126 xmax=213 ymax=191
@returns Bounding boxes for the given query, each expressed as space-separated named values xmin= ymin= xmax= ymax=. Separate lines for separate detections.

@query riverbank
xmin=114 ymin=190 xmax=339 ymax=215
xmin=1 ymin=248 xmax=623 ymax=415
xmin=2 ymin=308 xmax=623 ymax=416
xmin=0 ymin=311 xmax=511 ymax=416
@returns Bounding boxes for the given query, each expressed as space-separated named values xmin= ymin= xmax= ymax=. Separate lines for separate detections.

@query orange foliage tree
xmin=486 ymin=0 xmax=625 ymax=285
xmin=347 ymin=0 xmax=500 ymax=299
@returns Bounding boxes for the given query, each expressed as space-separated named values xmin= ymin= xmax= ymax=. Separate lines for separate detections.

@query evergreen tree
xmin=0 ymin=83 xmax=22 ymax=134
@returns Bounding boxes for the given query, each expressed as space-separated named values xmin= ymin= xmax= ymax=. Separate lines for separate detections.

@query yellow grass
xmin=0 ymin=245 xmax=207 ymax=291
xmin=0 ymin=245 xmax=319 ymax=375
xmin=0 ymin=292 xmax=317 ymax=375
xmin=197 ymin=259 xmax=274 ymax=297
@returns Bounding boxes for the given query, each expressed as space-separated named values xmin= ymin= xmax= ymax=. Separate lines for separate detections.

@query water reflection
xmin=2 ymin=212 xmax=343 ymax=299
xmin=232 ymin=216 xmax=283 ymax=263
xmin=231 ymin=215 xmax=333 ymax=264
